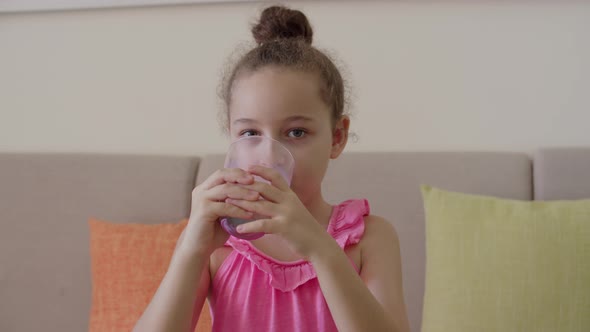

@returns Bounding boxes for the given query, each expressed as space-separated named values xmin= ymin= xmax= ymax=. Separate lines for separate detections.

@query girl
xmin=134 ymin=5 xmax=409 ymax=332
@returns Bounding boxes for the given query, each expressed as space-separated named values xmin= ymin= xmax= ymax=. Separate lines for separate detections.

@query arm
xmin=310 ymin=216 xmax=410 ymax=332
xmin=132 ymin=168 xmax=257 ymax=331
xmin=132 ymin=230 xmax=210 ymax=332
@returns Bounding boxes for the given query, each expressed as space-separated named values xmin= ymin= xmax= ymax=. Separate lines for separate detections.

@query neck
xmin=300 ymin=188 xmax=334 ymax=229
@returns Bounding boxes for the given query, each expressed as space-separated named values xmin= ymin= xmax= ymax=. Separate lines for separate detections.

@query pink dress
xmin=209 ymin=199 xmax=369 ymax=332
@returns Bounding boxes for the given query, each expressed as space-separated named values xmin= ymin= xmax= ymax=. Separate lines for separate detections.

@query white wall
xmin=1 ymin=1 xmax=589 ymax=155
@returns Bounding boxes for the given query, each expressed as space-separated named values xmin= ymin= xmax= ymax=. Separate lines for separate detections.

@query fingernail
xmin=236 ymin=225 xmax=244 ymax=232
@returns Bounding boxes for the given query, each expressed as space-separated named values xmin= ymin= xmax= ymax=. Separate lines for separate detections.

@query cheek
xmin=287 ymin=130 xmax=333 ymax=186
xmin=289 ymin=147 xmax=331 ymax=187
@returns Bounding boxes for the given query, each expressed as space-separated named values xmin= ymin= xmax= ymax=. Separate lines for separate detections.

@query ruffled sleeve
xmin=328 ymin=199 xmax=369 ymax=249
xmin=226 ymin=198 xmax=370 ymax=292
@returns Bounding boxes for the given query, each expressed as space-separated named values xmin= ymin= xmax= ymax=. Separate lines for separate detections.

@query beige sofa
xmin=1 ymin=148 xmax=589 ymax=332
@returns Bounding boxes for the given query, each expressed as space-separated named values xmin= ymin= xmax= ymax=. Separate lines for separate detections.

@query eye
xmin=239 ymin=130 xmax=260 ymax=137
xmin=287 ymin=128 xmax=307 ymax=139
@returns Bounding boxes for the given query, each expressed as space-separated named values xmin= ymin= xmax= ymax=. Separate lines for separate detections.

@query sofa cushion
xmin=0 ymin=153 xmax=199 ymax=331
xmin=421 ymin=186 xmax=590 ymax=332
xmin=534 ymin=147 xmax=590 ymax=200
xmin=197 ymin=151 xmax=532 ymax=332
xmin=88 ymin=218 xmax=212 ymax=332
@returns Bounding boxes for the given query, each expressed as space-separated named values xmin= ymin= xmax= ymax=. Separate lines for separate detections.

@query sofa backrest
xmin=534 ymin=147 xmax=590 ymax=200
xmin=197 ymin=151 xmax=532 ymax=332
xmin=0 ymin=153 xmax=200 ymax=331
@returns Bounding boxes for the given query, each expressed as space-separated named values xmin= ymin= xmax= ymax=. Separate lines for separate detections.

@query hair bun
xmin=252 ymin=6 xmax=313 ymax=45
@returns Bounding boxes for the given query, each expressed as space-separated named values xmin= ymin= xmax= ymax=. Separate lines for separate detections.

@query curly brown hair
xmin=220 ymin=5 xmax=348 ymax=130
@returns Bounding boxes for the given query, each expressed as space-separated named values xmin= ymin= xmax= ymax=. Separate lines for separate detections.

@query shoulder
xmin=360 ymin=215 xmax=401 ymax=259
xmin=363 ymin=215 xmax=399 ymax=241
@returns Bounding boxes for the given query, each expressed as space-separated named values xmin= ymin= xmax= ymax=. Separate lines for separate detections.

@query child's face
xmin=228 ymin=66 xmax=348 ymax=204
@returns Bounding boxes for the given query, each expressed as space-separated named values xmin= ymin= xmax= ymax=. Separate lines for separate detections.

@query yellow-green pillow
xmin=421 ymin=186 xmax=590 ymax=332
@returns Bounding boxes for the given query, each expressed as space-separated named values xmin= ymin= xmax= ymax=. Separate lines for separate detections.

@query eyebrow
xmin=232 ymin=115 xmax=314 ymax=125
xmin=285 ymin=115 xmax=314 ymax=123
xmin=232 ymin=118 xmax=258 ymax=125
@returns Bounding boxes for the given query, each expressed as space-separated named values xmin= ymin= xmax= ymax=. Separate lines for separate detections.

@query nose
xmin=256 ymin=137 xmax=277 ymax=167
xmin=252 ymin=136 xmax=292 ymax=168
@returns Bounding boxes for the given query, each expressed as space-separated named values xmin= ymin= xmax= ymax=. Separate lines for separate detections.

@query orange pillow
xmin=88 ymin=218 xmax=212 ymax=332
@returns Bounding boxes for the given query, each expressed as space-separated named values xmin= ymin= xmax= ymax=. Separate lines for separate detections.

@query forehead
xmin=229 ymin=67 xmax=329 ymax=123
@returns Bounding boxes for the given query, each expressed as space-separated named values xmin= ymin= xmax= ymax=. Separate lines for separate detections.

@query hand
xmin=180 ymin=168 xmax=260 ymax=256
xmin=226 ymin=165 xmax=333 ymax=260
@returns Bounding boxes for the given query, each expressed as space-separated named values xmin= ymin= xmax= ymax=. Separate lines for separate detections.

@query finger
xmin=247 ymin=165 xmax=290 ymax=191
xmin=226 ymin=199 xmax=277 ymax=217
xmin=209 ymin=201 xmax=254 ymax=220
xmin=201 ymin=168 xmax=254 ymax=190
xmin=236 ymin=218 xmax=276 ymax=234
xmin=205 ymin=183 xmax=260 ymax=202
xmin=240 ymin=181 xmax=283 ymax=203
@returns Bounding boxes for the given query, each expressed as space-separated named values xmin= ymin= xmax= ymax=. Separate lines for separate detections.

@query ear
xmin=330 ymin=115 xmax=350 ymax=159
